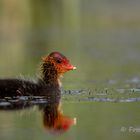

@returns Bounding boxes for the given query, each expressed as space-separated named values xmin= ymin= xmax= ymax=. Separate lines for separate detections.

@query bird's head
xmin=42 ymin=52 xmax=76 ymax=75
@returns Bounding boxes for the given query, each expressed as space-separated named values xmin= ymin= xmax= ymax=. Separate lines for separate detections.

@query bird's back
xmin=0 ymin=79 xmax=39 ymax=98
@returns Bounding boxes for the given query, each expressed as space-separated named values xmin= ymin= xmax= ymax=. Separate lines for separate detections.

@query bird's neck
xmin=41 ymin=61 xmax=60 ymax=86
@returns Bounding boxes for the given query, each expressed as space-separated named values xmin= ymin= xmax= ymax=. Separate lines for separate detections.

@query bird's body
xmin=0 ymin=52 xmax=76 ymax=99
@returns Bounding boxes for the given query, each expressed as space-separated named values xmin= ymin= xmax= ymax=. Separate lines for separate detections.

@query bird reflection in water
xmin=43 ymin=99 xmax=76 ymax=134
xmin=0 ymin=93 xmax=76 ymax=134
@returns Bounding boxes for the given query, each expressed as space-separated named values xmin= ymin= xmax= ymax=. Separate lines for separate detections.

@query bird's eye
xmin=56 ymin=59 xmax=62 ymax=64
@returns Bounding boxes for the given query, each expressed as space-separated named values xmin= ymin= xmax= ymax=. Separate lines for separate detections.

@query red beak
xmin=64 ymin=64 xmax=77 ymax=71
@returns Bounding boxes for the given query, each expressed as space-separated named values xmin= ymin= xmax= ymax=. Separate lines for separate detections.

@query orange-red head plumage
xmin=42 ymin=52 xmax=76 ymax=75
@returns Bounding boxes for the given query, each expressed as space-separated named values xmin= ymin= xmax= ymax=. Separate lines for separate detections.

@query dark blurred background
xmin=0 ymin=0 xmax=140 ymax=87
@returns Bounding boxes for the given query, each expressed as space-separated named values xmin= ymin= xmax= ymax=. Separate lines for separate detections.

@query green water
xmin=0 ymin=102 xmax=140 ymax=140
xmin=0 ymin=0 xmax=140 ymax=140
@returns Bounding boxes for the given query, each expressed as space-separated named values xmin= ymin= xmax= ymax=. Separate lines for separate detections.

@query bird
xmin=0 ymin=52 xmax=77 ymax=133
xmin=0 ymin=52 xmax=76 ymax=99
